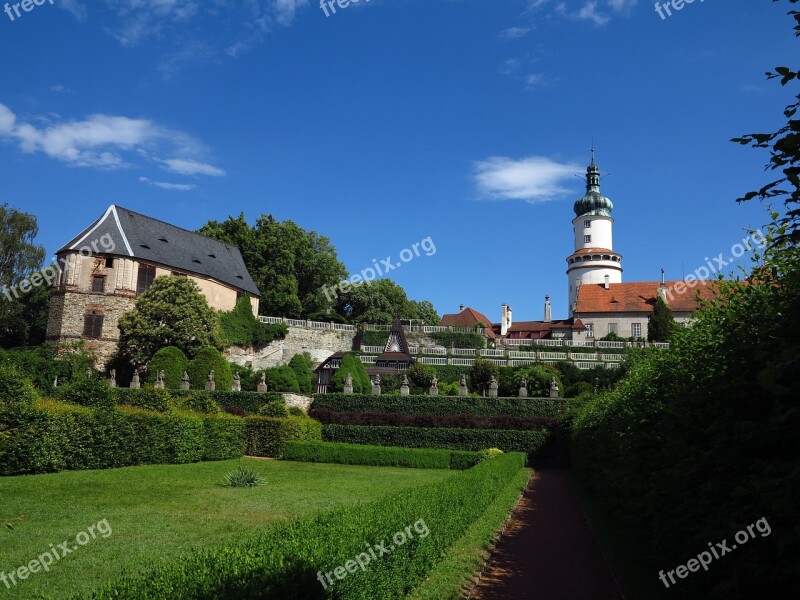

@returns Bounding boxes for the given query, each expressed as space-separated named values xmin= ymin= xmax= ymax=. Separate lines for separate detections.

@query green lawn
xmin=0 ymin=458 xmax=452 ymax=599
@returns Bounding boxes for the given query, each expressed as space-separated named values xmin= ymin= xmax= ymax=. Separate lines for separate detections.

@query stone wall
xmin=281 ymin=393 xmax=314 ymax=413
xmin=226 ymin=327 xmax=357 ymax=370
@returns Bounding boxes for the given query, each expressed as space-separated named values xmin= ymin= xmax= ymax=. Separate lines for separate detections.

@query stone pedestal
xmin=130 ymin=372 xmax=140 ymax=389
xmin=232 ymin=380 xmax=241 ymax=392
xmin=428 ymin=384 xmax=438 ymax=396
xmin=344 ymin=383 xmax=353 ymax=395
xmin=519 ymin=386 xmax=528 ymax=398
xmin=257 ymin=382 xmax=268 ymax=393
xmin=400 ymin=383 xmax=410 ymax=396
xmin=459 ymin=384 xmax=468 ymax=397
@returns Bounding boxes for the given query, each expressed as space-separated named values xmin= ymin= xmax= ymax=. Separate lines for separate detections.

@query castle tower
xmin=566 ymin=150 xmax=623 ymax=315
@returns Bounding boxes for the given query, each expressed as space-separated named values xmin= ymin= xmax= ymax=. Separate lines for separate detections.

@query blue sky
xmin=0 ymin=0 xmax=795 ymax=322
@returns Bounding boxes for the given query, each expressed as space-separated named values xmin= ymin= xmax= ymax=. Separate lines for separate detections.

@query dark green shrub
xmin=288 ymin=353 xmax=314 ymax=394
xmin=203 ymin=414 xmax=245 ymax=460
xmin=208 ymin=391 xmax=284 ymax=415
xmin=121 ymin=406 xmax=204 ymax=465
xmin=312 ymin=394 xmax=561 ymax=418
xmin=219 ymin=296 xmax=287 ymax=348
xmin=329 ymin=352 xmax=370 ymax=393
xmin=244 ymin=416 xmax=323 ymax=458
xmin=258 ymin=400 xmax=289 ymax=417
xmin=282 ymin=441 xmax=483 ymax=470
xmin=287 ymin=406 xmax=305 ymax=417
xmin=430 ymin=331 xmax=486 ymax=349
xmin=0 ymin=346 xmax=61 ymax=392
xmin=0 ymin=362 xmax=38 ymax=406
xmin=55 ymin=378 xmax=115 ymax=410
xmin=122 ymin=387 xmax=172 ymax=413
xmin=230 ymin=363 xmax=261 ymax=392
xmin=188 ymin=347 xmax=233 ymax=392
xmin=145 ymin=346 xmax=188 ymax=389
xmin=225 ymin=466 xmax=265 ymax=488
xmin=263 ymin=365 xmax=300 ymax=393
xmin=89 ymin=453 xmax=527 ymax=599
xmin=170 ymin=391 xmax=222 ymax=414
xmin=323 ymin=424 xmax=549 ymax=459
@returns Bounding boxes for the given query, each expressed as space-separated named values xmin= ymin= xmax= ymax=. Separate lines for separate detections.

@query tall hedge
xmin=264 ymin=365 xmax=300 ymax=393
xmin=282 ymin=441 xmax=483 ymax=470
xmin=244 ymin=416 xmax=323 ymax=458
xmin=288 ymin=353 xmax=314 ymax=394
xmin=88 ymin=453 xmax=528 ymax=599
xmin=329 ymin=353 xmax=370 ymax=393
xmin=312 ymin=394 xmax=561 ymax=418
xmin=146 ymin=346 xmax=189 ymax=389
xmin=188 ymin=347 xmax=233 ymax=392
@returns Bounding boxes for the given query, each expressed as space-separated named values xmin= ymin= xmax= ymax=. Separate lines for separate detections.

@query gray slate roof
xmin=58 ymin=205 xmax=260 ymax=297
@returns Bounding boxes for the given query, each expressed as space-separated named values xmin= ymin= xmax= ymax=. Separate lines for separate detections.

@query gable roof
xmin=492 ymin=318 xmax=586 ymax=339
xmin=440 ymin=307 xmax=496 ymax=339
xmin=58 ymin=205 xmax=260 ymax=297
xmin=575 ymin=281 xmax=716 ymax=314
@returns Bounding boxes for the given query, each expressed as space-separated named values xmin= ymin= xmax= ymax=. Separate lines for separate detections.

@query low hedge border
xmin=282 ymin=441 xmax=483 ymax=470
xmin=115 ymin=389 xmax=285 ymax=415
xmin=0 ymin=399 xmax=245 ymax=475
xmin=89 ymin=453 xmax=527 ymax=599
xmin=322 ymin=424 xmax=549 ymax=459
xmin=245 ymin=416 xmax=323 ymax=458
xmin=312 ymin=394 xmax=562 ymax=418
xmin=310 ymin=408 xmax=557 ymax=431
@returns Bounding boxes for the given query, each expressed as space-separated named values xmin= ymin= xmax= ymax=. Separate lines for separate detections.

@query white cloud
xmin=160 ymin=158 xmax=225 ymax=177
xmin=500 ymin=26 xmax=531 ymax=40
xmin=474 ymin=156 xmax=582 ymax=203
xmin=525 ymin=73 xmax=549 ymax=90
xmin=500 ymin=58 xmax=521 ymax=75
xmin=535 ymin=0 xmax=635 ymax=26
xmin=0 ymin=102 xmax=224 ymax=176
xmin=139 ymin=176 xmax=196 ymax=191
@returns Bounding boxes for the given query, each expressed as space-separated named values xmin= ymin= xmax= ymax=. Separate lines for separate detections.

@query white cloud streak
xmin=474 ymin=156 xmax=582 ymax=203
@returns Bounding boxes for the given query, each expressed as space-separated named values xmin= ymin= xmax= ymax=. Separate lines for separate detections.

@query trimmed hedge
xmin=313 ymin=394 xmax=562 ymax=418
xmin=89 ymin=452 xmax=527 ymax=599
xmin=323 ymin=424 xmax=549 ymax=457
xmin=244 ymin=416 xmax=323 ymax=458
xmin=115 ymin=389 xmax=285 ymax=415
xmin=0 ymin=399 xmax=245 ymax=475
xmin=310 ymin=408 xmax=556 ymax=431
xmin=145 ymin=346 xmax=188 ymax=389
xmin=282 ymin=441 xmax=483 ymax=470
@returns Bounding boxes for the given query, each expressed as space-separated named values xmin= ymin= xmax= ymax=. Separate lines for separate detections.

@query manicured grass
xmin=408 ymin=468 xmax=532 ymax=600
xmin=0 ymin=458 xmax=452 ymax=599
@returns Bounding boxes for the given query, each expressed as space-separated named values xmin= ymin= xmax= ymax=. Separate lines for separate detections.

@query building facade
xmin=46 ymin=205 xmax=260 ymax=368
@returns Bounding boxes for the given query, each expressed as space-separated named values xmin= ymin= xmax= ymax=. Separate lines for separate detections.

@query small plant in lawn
xmin=225 ymin=466 xmax=265 ymax=488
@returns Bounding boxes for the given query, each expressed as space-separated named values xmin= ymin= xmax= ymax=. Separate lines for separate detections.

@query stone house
xmin=46 ymin=205 xmax=260 ymax=368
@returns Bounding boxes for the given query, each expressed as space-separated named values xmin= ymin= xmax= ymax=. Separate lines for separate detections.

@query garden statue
xmin=488 ymin=374 xmax=499 ymax=397
xmin=86 ymin=368 xmax=92 ymax=380
xmin=400 ymin=374 xmax=410 ymax=396
xmin=429 ymin=374 xmax=439 ymax=396
xmin=344 ymin=372 xmax=354 ymax=395
xmin=232 ymin=372 xmax=241 ymax=392
xmin=181 ymin=371 xmax=191 ymax=390
xmin=109 ymin=369 xmax=117 ymax=388
xmin=206 ymin=370 xmax=216 ymax=391
xmin=155 ymin=370 xmax=165 ymax=389
xmin=519 ymin=375 xmax=528 ymax=398
xmin=459 ymin=373 xmax=468 ymax=397
xmin=130 ymin=370 xmax=140 ymax=389
xmin=550 ymin=377 xmax=560 ymax=399
xmin=257 ymin=372 xmax=268 ymax=393
xmin=371 ymin=374 xmax=381 ymax=396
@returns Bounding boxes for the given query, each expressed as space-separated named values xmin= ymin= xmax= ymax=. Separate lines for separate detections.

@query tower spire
xmin=586 ymin=148 xmax=600 ymax=193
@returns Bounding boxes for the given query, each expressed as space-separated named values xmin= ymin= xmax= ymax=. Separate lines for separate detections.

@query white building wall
xmin=573 ymin=215 xmax=613 ymax=250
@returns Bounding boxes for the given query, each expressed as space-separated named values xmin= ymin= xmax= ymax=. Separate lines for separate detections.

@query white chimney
xmin=459 ymin=304 xmax=465 ymax=311
xmin=500 ymin=304 xmax=510 ymax=336
xmin=604 ymin=274 xmax=610 ymax=290
xmin=544 ymin=295 xmax=552 ymax=323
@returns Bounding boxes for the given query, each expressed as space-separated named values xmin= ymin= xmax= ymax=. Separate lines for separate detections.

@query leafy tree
xmin=647 ymin=295 xmax=675 ymax=343
xmin=335 ymin=279 xmax=417 ymax=325
xmin=732 ymin=0 xmax=800 ymax=244
xmin=329 ymin=353 xmax=370 ymax=393
xmin=218 ymin=295 xmax=287 ymax=348
xmin=408 ymin=300 xmax=440 ymax=326
xmin=198 ymin=214 xmax=348 ymax=318
xmin=288 ymin=353 xmax=314 ymax=394
xmin=263 ymin=365 xmax=300 ymax=393
xmin=469 ymin=358 xmax=499 ymax=396
xmin=145 ymin=346 xmax=188 ymax=389
xmin=405 ymin=362 xmax=436 ymax=393
xmin=0 ymin=205 xmax=46 ymax=348
xmin=187 ymin=347 xmax=233 ymax=392
xmin=515 ymin=364 xmax=562 ymax=397
xmin=117 ymin=277 xmax=220 ymax=366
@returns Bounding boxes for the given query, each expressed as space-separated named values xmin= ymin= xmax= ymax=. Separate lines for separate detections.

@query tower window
xmin=584 ymin=220 xmax=591 ymax=228
xmin=105 ymin=257 xmax=114 ymax=268
xmin=584 ymin=235 xmax=592 ymax=244
xmin=91 ymin=275 xmax=106 ymax=294
xmin=83 ymin=312 xmax=104 ymax=339
xmin=137 ymin=264 xmax=156 ymax=296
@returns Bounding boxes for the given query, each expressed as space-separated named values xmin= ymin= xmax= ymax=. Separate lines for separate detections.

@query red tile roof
xmin=440 ymin=307 xmax=496 ymax=338
xmin=571 ymin=247 xmax=615 ymax=255
xmin=575 ymin=281 xmax=717 ymax=314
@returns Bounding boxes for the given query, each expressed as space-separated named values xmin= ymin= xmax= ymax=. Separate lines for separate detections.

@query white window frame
xmin=584 ymin=235 xmax=592 ymax=244
xmin=632 ymin=323 xmax=642 ymax=338
xmin=586 ymin=323 xmax=594 ymax=338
